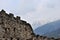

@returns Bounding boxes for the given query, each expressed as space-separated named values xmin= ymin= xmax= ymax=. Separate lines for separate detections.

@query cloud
xmin=0 ymin=0 xmax=60 ymax=29
xmin=20 ymin=0 xmax=60 ymax=29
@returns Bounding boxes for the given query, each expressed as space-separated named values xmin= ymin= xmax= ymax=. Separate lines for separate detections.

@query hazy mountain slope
xmin=34 ymin=20 xmax=60 ymax=36
xmin=43 ymin=28 xmax=60 ymax=38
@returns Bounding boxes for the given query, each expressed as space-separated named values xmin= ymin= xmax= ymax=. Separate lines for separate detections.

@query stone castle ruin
xmin=0 ymin=10 xmax=60 ymax=40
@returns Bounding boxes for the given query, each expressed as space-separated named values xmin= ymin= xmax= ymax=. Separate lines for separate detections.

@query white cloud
xmin=20 ymin=0 xmax=60 ymax=29
xmin=0 ymin=0 xmax=60 ymax=29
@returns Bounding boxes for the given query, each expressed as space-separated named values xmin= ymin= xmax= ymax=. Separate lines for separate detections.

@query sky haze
xmin=0 ymin=0 xmax=60 ymax=29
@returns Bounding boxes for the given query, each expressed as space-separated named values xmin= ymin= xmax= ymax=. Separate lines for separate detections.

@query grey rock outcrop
xmin=0 ymin=10 xmax=60 ymax=40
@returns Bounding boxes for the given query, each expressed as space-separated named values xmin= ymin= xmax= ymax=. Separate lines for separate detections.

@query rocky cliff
xmin=0 ymin=10 xmax=60 ymax=40
xmin=0 ymin=10 xmax=34 ymax=40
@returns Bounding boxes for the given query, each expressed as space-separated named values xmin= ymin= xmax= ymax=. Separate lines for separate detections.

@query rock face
xmin=0 ymin=10 xmax=60 ymax=40
xmin=0 ymin=10 xmax=34 ymax=40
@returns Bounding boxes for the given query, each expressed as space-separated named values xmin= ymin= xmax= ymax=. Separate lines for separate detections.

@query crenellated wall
xmin=0 ymin=10 xmax=60 ymax=40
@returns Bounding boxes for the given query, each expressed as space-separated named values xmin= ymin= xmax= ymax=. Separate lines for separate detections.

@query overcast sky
xmin=0 ymin=0 xmax=60 ymax=30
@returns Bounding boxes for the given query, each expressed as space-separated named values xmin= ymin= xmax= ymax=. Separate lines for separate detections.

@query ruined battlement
xmin=0 ymin=10 xmax=60 ymax=40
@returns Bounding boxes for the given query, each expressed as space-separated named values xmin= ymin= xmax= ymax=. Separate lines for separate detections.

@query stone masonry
xmin=0 ymin=10 xmax=60 ymax=40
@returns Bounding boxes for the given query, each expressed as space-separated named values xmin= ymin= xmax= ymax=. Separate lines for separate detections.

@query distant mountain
xmin=34 ymin=20 xmax=60 ymax=38
xmin=43 ymin=28 xmax=60 ymax=38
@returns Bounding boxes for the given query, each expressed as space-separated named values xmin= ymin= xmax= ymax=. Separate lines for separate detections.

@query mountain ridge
xmin=34 ymin=20 xmax=60 ymax=38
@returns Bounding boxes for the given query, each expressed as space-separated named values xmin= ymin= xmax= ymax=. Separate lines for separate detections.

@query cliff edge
xmin=0 ymin=10 xmax=60 ymax=40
